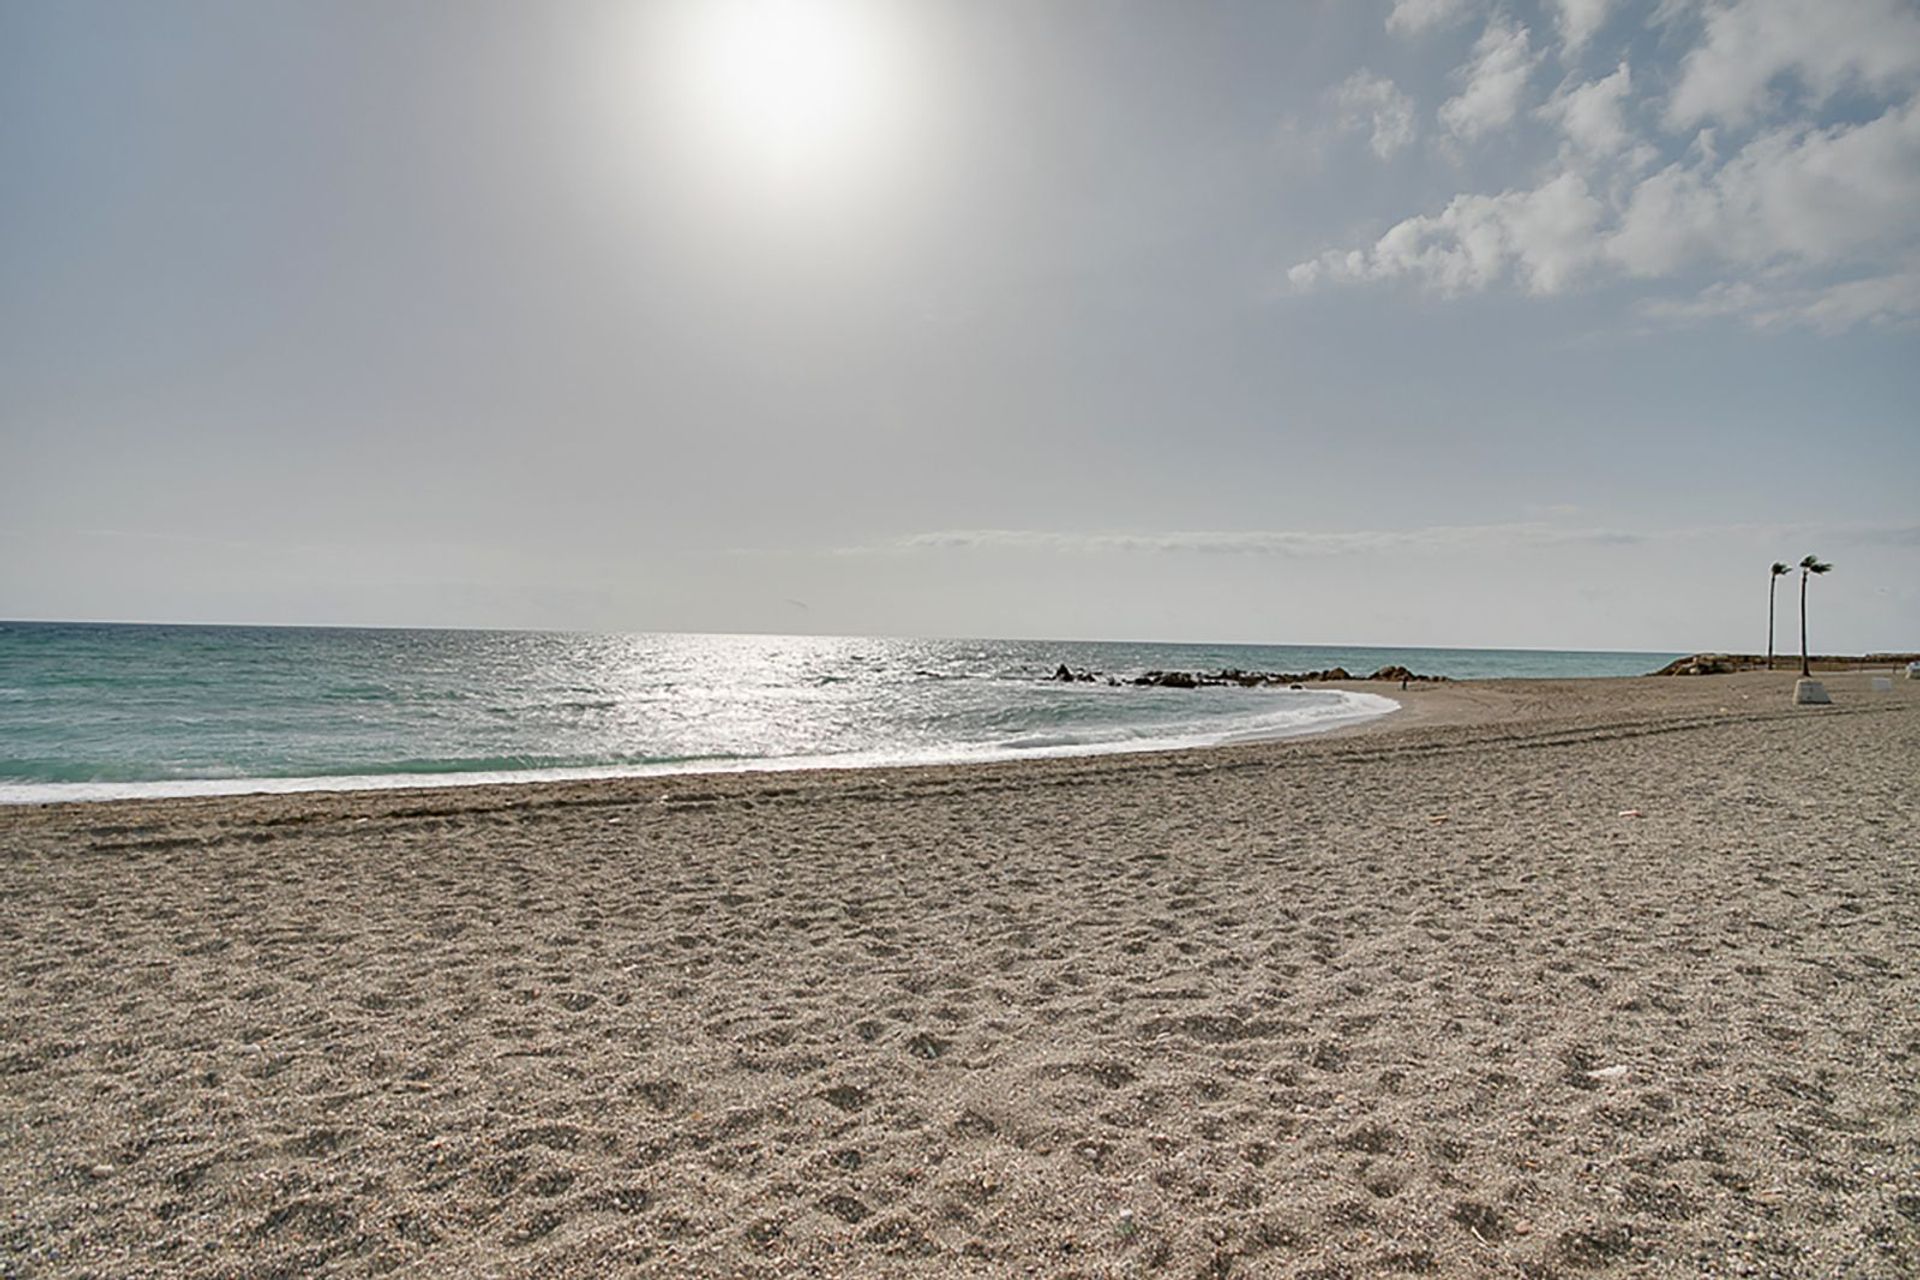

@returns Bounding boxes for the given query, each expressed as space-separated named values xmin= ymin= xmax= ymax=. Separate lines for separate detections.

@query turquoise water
xmin=0 ymin=622 xmax=1679 ymax=802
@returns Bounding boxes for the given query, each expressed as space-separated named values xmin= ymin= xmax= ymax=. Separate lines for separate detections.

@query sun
xmin=660 ymin=0 xmax=908 ymax=189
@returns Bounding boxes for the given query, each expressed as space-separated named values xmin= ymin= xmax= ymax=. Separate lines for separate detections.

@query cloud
xmin=1553 ymin=0 xmax=1618 ymax=58
xmin=1641 ymin=263 xmax=1920 ymax=331
xmin=1290 ymin=170 xmax=1605 ymax=296
xmin=803 ymin=519 xmax=1920 ymax=563
xmin=1539 ymin=61 xmax=1641 ymax=158
xmin=1291 ymin=10 xmax=1920 ymax=331
xmin=1334 ymin=70 xmax=1418 ymax=160
xmin=1386 ymin=0 xmax=1480 ymax=38
xmin=1610 ymin=96 xmax=1920 ymax=273
xmin=841 ymin=522 xmax=1651 ymax=559
xmin=1440 ymin=18 xmax=1543 ymax=141
xmin=1790 ymin=268 xmax=1920 ymax=330
xmin=1667 ymin=0 xmax=1920 ymax=128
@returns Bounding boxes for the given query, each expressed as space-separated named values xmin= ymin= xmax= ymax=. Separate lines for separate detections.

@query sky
xmin=2 ymin=0 xmax=1916 ymax=653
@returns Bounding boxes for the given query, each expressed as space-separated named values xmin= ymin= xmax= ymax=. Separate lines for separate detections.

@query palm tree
xmin=1767 ymin=561 xmax=1789 ymax=669
xmin=1797 ymin=554 xmax=1832 ymax=678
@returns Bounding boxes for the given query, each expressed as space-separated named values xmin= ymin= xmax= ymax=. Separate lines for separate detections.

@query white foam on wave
xmin=0 ymin=690 xmax=1400 ymax=805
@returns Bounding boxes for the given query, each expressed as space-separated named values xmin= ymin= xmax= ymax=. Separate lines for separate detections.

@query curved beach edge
xmin=0 ymin=687 xmax=1404 ymax=807
xmin=0 ymin=666 xmax=1899 ymax=817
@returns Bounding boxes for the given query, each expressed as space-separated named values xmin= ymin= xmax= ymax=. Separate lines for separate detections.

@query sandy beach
xmin=2 ymin=669 xmax=1916 ymax=1278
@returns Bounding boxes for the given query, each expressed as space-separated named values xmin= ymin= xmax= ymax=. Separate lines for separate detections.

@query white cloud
xmin=1642 ymin=264 xmax=1920 ymax=331
xmin=1386 ymin=0 xmax=1480 ymax=38
xmin=1334 ymin=70 xmax=1418 ymax=160
xmin=837 ymin=519 xmax=1918 ymax=558
xmin=1539 ymin=61 xmax=1637 ymax=157
xmin=844 ymin=522 xmax=1649 ymax=558
xmin=1792 ymin=266 xmax=1920 ymax=329
xmin=1552 ymin=0 xmax=1617 ymax=59
xmin=1667 ymin=0 xmax=1920 ymax=127
xmin=1610 ymin=96 xmax=1920 ymax=274
xmin=1602 ymin=164 xmax=1720 ymax=276
xmin=1439 ymin=18 xmax=1542 ymax=141
xmin=1293 ymin=12 xmax=1920 ymax=331
xmin=1291 ymin=170 xmax=1604 ymax=296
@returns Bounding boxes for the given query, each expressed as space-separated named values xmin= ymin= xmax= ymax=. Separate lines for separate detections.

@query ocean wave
xmin=9 ymin=628 xmax=1675 ymax=806
xmin=0 ymin=692 xmax=1398 ymax=805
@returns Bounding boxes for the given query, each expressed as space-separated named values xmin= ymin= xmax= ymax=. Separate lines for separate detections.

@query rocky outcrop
xmin=1369 ymin=664 xmax=1461 ymax=684
xmin=1650 ymin=652 xmax=1920 ymax=676
xmin=1652 ymin=654 xmax=1739 ymax=677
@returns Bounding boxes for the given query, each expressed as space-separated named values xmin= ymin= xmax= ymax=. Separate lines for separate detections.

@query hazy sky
xmin=4 ymin=0 xmax=1916 ymax=651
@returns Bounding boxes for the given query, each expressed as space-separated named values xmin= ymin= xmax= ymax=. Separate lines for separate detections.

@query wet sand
xmin=2 ymin=670 xmax=1916 ymax=1277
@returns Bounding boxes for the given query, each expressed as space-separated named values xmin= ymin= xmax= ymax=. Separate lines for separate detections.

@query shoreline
xmin=3 ymin=668 xmax=1915 ymax=1277
xmin=0 ymin=686 xmax=1404 ymax=808
xmin=2 ymin=665 xmax=1896 ymax=814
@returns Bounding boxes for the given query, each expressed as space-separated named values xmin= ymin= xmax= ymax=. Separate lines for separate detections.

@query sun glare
xmin=662 ymin=0 xmax=908 ymax=189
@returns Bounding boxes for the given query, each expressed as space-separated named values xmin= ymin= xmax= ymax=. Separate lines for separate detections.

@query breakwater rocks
xmin=1652 ymin=654 xmax=1744 ymax=677
xmin=1650 ymin=652 xmax=1920 ymax=676
xmin=1051 ymin=664 xmax=1446 ymax=688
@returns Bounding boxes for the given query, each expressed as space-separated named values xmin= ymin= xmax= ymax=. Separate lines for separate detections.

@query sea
xmin=0 ymin=622 xmax=1680 ymax=804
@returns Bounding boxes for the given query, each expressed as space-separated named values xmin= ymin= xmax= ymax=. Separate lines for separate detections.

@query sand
xmin=2 ymin=669 xmax=1916 ymax=1278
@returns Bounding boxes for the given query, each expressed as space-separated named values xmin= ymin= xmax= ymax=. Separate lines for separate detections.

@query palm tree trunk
xmin=1767 ymin=577 xmax=1777 ymax=669
xmin=1799 ymin=570 xmax=1810 ymax=678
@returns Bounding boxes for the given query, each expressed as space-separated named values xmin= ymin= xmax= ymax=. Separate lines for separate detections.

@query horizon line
xmin=0 ymin=615 xmax=1699 ymax=657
